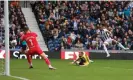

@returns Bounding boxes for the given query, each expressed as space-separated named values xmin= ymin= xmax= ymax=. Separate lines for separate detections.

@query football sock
xmin=26 ymin=54 xmax=32 ymax=66
xmin=118 ymin=43 xmax=125 ymax=49
xmin=44 ymin=58 xmax=51 ymax=67
xmin=103 ymin=44 xmax=110 ymax=56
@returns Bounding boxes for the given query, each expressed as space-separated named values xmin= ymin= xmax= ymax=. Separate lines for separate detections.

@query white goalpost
xmin=0 ymin=0 xmax=10 ymax=76
xmin=0 ymin=1 xmax=28 ymax=80
xmin=4 ymin=0 xmax=10 ymax=76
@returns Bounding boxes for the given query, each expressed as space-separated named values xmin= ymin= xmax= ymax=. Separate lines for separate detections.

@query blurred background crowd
xmin=32 ymin=1 xmax=133 ymax=51
xmin=1 ymin=1 xmax=133 ymax=51
xmin=0 ymin=1 xmax=27 ymax=49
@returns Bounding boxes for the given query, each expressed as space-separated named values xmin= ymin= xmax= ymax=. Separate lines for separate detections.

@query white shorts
xmin=103 ymin=38 xmax=114 ymax=45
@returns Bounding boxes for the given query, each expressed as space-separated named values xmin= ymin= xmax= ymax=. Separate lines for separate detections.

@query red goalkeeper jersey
xmin=21 ymin=32 xmax=39 ymax=49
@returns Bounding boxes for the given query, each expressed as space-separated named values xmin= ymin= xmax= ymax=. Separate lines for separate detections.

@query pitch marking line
xmin=9 ymin=75 xmax=29 ymax=80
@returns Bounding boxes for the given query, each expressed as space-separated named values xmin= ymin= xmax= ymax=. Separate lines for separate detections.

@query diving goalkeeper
xmin=71 ymin=52 xmax=89 ymax=66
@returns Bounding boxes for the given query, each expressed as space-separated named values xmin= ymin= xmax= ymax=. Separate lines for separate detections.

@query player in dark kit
xmin=18 ymin=32 xmax=27 ymax=59
xmin=21 ymin=27 xmax=56 ymax=70
xmin=71 ymin=52 xmax=89 ymax=66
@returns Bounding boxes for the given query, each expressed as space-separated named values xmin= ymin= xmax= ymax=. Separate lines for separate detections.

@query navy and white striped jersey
xmin=97 ymin=29 xmax=111 ymax=42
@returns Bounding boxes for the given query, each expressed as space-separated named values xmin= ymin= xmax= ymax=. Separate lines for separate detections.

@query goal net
xmin=0 ymin=0 xmax=4 ymax=75
xmin=0 ymin=1 xmax=10 ymax=76
xmin=0 ymin=58 xmax=5 ymax=75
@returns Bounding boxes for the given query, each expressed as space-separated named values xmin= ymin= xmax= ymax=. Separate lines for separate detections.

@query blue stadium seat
xmin=48 ymin=43 xmax=54 ymax=48
xmin=48 ymin=40 xmax=53 ymax=44
xmin=49 ymin=46 xmax=55 ymax=51
xmin=54 ymin=43 xmax=60 ymax=48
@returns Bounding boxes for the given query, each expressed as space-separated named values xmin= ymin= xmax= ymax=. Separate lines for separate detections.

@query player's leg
xmin=103 ymin=38 xmax=115 ymax=57
xmin=26 ymin=54 xmax=33 ymax=68
xmin=79 ymin=59 xmax=89 ymax=66
xmin=89 ymin=59 xmax=94 ymax=63
xmin=37 ymin=48 xmax=56 ymax=70
xmin=112 ymin=39 xmax=129 ymax=50
xmin=40 ymin=52 xmax=56 ymax=70
xmin=78 ymin=62 xmax=84 ymax=66
xmin=103 ymin=42 xmax=110 ymax=57
xmin=79 ymin=63 xmax=89 ymax=66
xmin=25 ymin=50 xmax=33 ymax=68
xmin=19 ymin=45 xmax=27 ymax=59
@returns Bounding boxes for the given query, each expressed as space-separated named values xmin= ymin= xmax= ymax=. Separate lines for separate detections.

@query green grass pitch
xmin=0 ymin=59 xmax=133 ymax=80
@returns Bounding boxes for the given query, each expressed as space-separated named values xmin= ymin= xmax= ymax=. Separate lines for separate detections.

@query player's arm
xmin=36 ymin=36 xmax=40 ymax=41
xmin=33 ymin=32 xmax=39 ymax=41
xmin=89 ymin=33 xmax=98 ymax=39
xmin=105 ymin=29 xmax=112 ymax=37
xmin=107 ymin=31 xmax=112 ymax=36
xmin=71 ymin=58 xmax=80 ymax=64
xmin=84 ymin=54 xmax=89 ymax=62
xmin=89 ymin=30 xmax=99 ymax=39
xmin=20 ymin=34 xmax=25 ymax=42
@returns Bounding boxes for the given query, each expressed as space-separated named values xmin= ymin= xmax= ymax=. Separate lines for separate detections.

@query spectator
xmin=122 ymin=38 xmax=129 ymax=48
xmin=75 ymin=40 xmax=83 ymax=49
xmin=75 ymin=34 xmax=83 ymax=44
xmin=11 ymin=37 xmax=17 ymax=49
xmin=31 ymin=1 xmax=133 ymax=51
xmin=70 ymin=31 xmax=76 ymax=42
xmin=84 ymin=34 xmax=90 ymax=46
xmin=52 ymin=28 xmax=59 ymax=39
xmin=67 ymin=35 xmax=72 ymax=49
xmin=73 ymin=18 xmax=78 ymax=34
xmin=61 ymin=36 xmax=67 ymax=49
xmin=91 ymin=38 xmax=98 ymax=50
xmin=113 ymin=28 xmax=124 ymax=38
xmin=108 ymin=9 xmax=114 ymax=18
xmin=123 ymin=7 xmax=131 ymax=19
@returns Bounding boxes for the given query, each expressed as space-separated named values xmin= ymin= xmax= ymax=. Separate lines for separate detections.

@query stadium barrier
xmin=10 ymin=50 xmax=60 ymax=59
xmin=62 ymin=49 xmax=133 ymax=60
xmin=0 ymin=49 xmax=133 ymax=60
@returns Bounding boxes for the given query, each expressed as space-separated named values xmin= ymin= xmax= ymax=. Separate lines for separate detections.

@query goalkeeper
xmin=72 ymin=52 xmax=89 ymax=66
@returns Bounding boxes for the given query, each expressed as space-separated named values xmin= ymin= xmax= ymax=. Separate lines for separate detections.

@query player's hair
xmin=23 ymin=27 xmax=29 ymax=32
xmin=79 ymin=52 xmax=84 ymax=55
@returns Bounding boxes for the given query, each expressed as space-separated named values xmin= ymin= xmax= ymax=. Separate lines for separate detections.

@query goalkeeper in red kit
xmin=21 ymin=27 xmax=56 ymax=70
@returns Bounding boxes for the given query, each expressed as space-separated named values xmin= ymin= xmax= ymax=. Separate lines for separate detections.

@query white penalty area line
xmin=104 ymin=67 xmax=133 ymax=71
xmin=9 ymin=75 xmax=29 ymax=80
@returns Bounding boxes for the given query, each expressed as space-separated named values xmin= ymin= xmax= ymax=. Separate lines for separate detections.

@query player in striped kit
xmin=90 ymin=25 xmax=129 ymax=57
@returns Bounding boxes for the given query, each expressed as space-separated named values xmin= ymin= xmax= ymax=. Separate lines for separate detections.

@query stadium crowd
xmin=31 ymin=1 xmax=133 ymax=51
xmin=1 ymin=1 xmax=133 ymax=51
xmin=0 ymin=1 xmax=4 ymax=49
xmin=0 ymin=1 xmax=27 ymax=49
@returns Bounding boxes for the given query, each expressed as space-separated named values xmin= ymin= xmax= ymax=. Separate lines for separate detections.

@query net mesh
xmin=0 ymin=59 xmax=5 ymax=75
xmin=0 ymin=1 xmax=5 ymax=75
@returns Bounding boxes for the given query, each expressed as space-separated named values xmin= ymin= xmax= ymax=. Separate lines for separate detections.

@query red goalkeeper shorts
xmin=27 ymin=47 xmax=43 ymax=55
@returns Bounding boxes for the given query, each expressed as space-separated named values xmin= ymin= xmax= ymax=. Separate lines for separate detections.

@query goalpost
xmin=0 ymin=1 xmax=28 ymax=80
xmin=4 ymin=0 xmax=10 ymax=76
xmin=0 ymin=0 xmax=10 ymax=76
